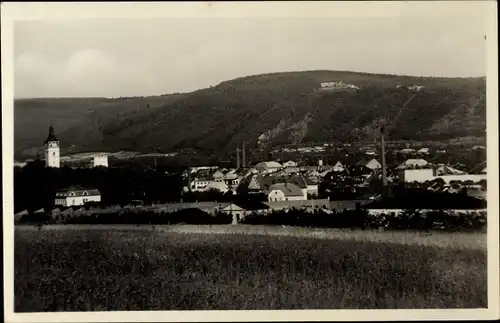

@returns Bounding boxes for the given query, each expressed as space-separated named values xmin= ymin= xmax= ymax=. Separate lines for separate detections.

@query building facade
xmin=92 ymin=154 xmax=109 ymax=168
xmin=44 ymin=125 xmax=60 ymax=168
xmin=54 ymin=188 xmax=101 ymax=207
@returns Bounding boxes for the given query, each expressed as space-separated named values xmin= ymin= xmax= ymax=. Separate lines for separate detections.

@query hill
xmin=14 ymin=70 xmax=486 ymax=160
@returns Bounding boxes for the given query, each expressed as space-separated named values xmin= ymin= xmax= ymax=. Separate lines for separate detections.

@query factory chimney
xmin=236 ymin=145 xmax=241 ymax=169
xmin=380 ymin=126 xmax=388 ymax=188
xmin=242 ymin=141 xmax=246 ymax=168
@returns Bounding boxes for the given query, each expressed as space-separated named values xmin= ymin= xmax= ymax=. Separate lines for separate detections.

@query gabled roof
xmin=268 ymin=183 xmax=304 ymax=197
xmin=224 ymin=200 xmax=270 ymax=211
xmin=356 ymin=158 xmax=380 ymax=167
xmin=55 ymin=188 xmax=101 ymax=197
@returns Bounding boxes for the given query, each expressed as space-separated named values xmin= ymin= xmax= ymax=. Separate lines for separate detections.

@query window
xmin=82 ymin=191 xmax=88 ymax=196
xmin=53 ymin=152 xmax=55 ymax=156
xmin=69 ymin=192 xmax=75 ymax=197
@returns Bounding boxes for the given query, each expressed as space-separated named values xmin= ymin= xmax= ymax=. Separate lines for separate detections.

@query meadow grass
xmin=14 ymin=226 xmax=487 ymax=311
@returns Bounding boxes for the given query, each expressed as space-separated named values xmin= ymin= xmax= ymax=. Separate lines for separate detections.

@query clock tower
xmin=44 ymin=125 xmax=60 ymax=168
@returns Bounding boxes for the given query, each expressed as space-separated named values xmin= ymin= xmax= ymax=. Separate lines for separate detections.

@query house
xmin=283 ymin=160 xmax=298 ymax=168
xmin=305 ymin=177 xmax=319 ymax=196
xmin=418 ymin=148 xmax=430 ymax=155
xmin=190 ymin=176 xmax=216 ymax=191
xmin=206 ymin=181 xmax=230 ymax=193
xmin=435 ymin=164 xmax=465 ymax=176
xmin=220 ymin=201 xmax=270 ymax=224
xmin=399 ymin=148 xmax=415 ymax=154
xmin=397 ymin=159 xmax=429 ymax=169
xmin=357 ymin=158 xmax=381 ymax=171
xmin=223 ymin=170 xmax=242 ymax=191
xmin=54 ymin=187 xmax=101 ymax=207
xmin=255 ymin=161 xmax=283 ymax=174
xmin=306 ymin=170 xmax=321 ymax=183
xmin=398 ymin=168 xmax=435 ymax=183
xmin=268 ymin=183 xmax=306 ymax=201
xmin=332 ymin=161 xmax=345 ymax=172
xmin=91 ymin=154 xmax=108 ymax=168
xmin=213 ymin=170 xmax=225 ymax=182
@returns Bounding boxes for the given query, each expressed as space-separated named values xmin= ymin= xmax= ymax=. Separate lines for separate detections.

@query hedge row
xmin=18 ymin=208 xmax=487 ymax=232
xmin=240 ymin=209 xmax=487 ymax=231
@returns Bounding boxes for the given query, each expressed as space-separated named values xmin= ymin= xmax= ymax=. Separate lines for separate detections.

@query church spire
xmin=44 ymin=124 xmax=58 ymax=144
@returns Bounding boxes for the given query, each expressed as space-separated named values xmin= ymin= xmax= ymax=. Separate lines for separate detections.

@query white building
xmin=92 ymin=154 xmax=109 ymax=168
xmin=268 ymin=183 xmax=306 ymax=202
xmin=255 ymin=161 xmax=283 ymax=174
xmin=54 ymin=188 xmax=101 ymax=207
xmin=332 ymin=161 xmax=345 ymax=172
xmin=363 ymin=158 xmax=382 ymax=170
xmin=399 ymin=168 xmax=435 ymax=183
xmin=283 ymin=160 xmax=298 ymax=168
xmin=44 ymin=125 xmax=60 ymax=168
xmin=398 ymin=159 xmax=429 ymax=169
xmin=190 ymin=178 xmax=216 ymax=192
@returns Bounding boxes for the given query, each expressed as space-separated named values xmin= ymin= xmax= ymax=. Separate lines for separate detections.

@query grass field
xmin=14 ymin=225 xmax=487 ymax=311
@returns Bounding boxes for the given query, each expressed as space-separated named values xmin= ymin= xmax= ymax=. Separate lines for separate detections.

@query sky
xmin=13 ymin=2 xmax=490 ymax=99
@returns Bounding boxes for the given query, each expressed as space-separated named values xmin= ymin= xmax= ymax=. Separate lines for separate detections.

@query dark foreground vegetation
xmin=18 ymin=207 xmax=487 ymax=233
xmin=15 ymin=228 xmax=487 ymax=311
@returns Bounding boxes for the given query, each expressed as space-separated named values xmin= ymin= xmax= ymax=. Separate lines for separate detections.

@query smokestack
xmin=380 ymin=126 xmax=388 ymax=188
xmin=236 ymin=145 xmax=240 ymax=169
xmin=242 ymin=141 xmax=246 ymax=168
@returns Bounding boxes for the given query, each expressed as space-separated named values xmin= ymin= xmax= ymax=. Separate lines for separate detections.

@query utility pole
xmin=380 ymin=125 xmax=388 ymax=191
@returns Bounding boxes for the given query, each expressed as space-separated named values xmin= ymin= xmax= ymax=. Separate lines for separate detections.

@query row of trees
xmin=18 ymin=207 xmax=486 ymax=232
xmin=14 ymin=161 xmax=185 ymax=214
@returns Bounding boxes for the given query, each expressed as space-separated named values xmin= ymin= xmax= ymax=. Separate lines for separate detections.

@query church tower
xmin=44 ymin=125 xmax=60 ymax=168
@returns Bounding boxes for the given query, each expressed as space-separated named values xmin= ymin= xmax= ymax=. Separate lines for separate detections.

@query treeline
xmin=14 ymin=161 xmax=185 ymax=214
xmin=18 ymin=208 xmax=486 ymax=232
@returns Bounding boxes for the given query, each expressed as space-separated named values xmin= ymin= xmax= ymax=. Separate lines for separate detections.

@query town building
xmin=44 ymin=125 xmax=60 ymax=168
xmin=255 ymin=161 xmax=283 ymax=174
xmin=54 ymin=187 xmax=101 ymax=207
xmin=357 ymin=158 xmax=382 ymax=171
xmin=397 ymin=158 xmax=429 ymax=169
xmin=267 ymin=183 xmax=306 ymax=202
xmin=283 ymin=160 xmax=298 ymax=168
xmin=92 ymin=154 xmax=109 ymax=168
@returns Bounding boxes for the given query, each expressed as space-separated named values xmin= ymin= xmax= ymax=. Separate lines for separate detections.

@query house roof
xmin=263 ymin=161 xmax=283 ymax=168
xmin=268 ymin=183 xmax=304 ymax=197
xmin=229 ymin=200 xmax=270 ymax=211
xmin=206 ymin=181 xmax=229 ymax=192
xmin=356 ymin=158 xmax=380 ymax=167
xmin=55 ymin=188 xmax=101 ymax=197
xmin=402 ymin=158 xmax=428 ymax=165
xmin=435 ymin=164 xmax=465 ymax=175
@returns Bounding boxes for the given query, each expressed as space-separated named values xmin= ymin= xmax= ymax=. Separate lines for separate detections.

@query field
xmin=15 ymin=225 xmax=487 ymax=311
